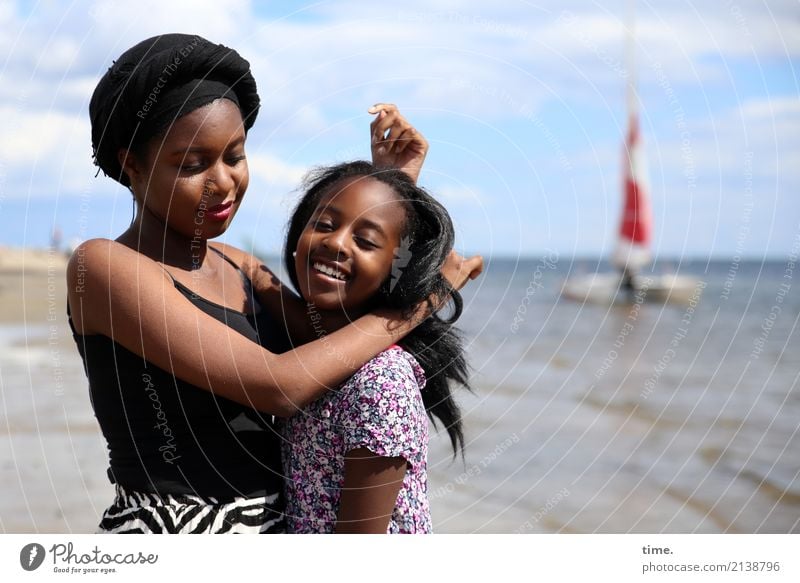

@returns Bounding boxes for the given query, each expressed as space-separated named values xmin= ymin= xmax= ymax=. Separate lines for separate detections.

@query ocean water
xmin=1 ymin=258 xmax=797 ymax=533
xmin=427 ymin=257 xmax=799 ymax=533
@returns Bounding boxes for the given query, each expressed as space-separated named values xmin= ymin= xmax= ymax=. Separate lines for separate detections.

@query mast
xmin=612 ymin=0 xmax=653 ymax=273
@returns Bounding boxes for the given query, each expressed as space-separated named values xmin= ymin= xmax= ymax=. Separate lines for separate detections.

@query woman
xmin=68 ymin=33 xmax=482 ymax=533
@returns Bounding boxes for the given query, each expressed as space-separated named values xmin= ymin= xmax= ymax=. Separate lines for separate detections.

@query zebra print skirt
xmin=97 ymin=484 xmax=285 ymax=533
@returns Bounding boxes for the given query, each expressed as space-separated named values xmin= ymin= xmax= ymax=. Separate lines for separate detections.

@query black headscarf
xmin=90 ymin=33 xmax=260 ymax=186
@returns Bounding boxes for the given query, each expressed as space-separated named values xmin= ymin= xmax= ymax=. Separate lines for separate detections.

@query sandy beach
xmin=0 ymin=247 xmax=70 ymax=322
xmin=0 ymin=247 xmax=112 ymax=532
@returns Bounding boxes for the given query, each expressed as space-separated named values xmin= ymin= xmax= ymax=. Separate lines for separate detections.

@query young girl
xmin=281 ymin=161 xmax=470 ymax=533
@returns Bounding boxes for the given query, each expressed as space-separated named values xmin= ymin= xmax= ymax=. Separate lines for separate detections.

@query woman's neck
xmin=118 ymin=205 xmax=209 ymax=270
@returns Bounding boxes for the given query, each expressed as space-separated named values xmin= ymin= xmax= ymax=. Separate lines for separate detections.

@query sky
xmin=0 ymin=0 xmax=798 ymax=259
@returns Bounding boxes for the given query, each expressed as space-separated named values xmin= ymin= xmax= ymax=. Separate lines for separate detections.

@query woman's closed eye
xmin=225 ymin=154 xmax=246 ymax=166
xmin=180 ymin=160 xmax=206 ymax=173
xmin=179 ymin=154 xmax=245 ymax=173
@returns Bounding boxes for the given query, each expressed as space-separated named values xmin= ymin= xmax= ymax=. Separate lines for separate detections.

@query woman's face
xmin=124 ymin=98 xmax=248 ymax=240
xmin=294 ymin=176 xmax=408 ymax=314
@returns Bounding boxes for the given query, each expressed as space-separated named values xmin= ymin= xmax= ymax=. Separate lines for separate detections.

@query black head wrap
xmin=89 ymin=33 xmax=260 ymax=186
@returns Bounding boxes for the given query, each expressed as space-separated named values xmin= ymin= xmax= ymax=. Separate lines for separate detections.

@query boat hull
xmin=561 ymin=272 xmax=700 ymax=304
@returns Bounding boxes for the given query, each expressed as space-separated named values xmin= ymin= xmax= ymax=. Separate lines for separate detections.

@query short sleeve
xmin=337 ymin=349 xmax=426 ymax=465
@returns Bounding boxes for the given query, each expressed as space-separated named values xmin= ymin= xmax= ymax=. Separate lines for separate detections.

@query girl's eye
xmin=314 ymin=221 xmax=334 ymax=231
xmin=226 ymin=155 xmax=246 ymax=166
xmin=355 ymin=236 xmax=378 ymax=249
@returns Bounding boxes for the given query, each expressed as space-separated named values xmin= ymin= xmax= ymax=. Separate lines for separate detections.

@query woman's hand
xmin=442 ymin=250 xmax=483 ymax=291
xmin=369 ymin=103 xmax=428 ymax=184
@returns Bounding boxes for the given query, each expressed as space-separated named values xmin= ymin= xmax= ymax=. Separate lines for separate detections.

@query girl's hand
xmin=369 ymin=103 xmax=428 ymax=184
xmin=442 ymin=250 xmax=483 ymax=291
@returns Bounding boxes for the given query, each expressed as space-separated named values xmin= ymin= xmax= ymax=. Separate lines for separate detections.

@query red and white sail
xmin=612 ymin=112 xmax=653 ymax=270
xmin=612 ymin=1 xmax=652 ymax=272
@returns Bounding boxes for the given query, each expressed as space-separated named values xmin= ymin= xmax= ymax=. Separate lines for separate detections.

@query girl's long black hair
xmin=284 ymin=161 xmax=470 ymax=457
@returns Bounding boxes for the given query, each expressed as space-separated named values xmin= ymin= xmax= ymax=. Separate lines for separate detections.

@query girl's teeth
xmin=314 ymin=262 xmax=345 ymax=281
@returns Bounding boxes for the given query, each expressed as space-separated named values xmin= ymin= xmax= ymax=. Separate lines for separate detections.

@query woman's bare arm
xmin=223 ymin=243 xmax=484 ymax=347
xmin=67 ymin=239 xmax=428 ymax=417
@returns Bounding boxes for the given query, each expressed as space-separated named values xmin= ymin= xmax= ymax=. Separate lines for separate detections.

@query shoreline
xmin=0 ymin=248 xmax=68 ymax=324
xmin=0 ymin=259 xmax=67 ymax=324
xmin=0 ymin=245 xmax=70 ymax=274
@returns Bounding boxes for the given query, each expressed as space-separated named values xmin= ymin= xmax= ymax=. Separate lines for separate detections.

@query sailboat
xmin=562 ymin=1 xmax=698 ymax=304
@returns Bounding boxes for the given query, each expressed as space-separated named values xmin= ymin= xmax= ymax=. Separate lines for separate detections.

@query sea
xmin=1 ymin=257 xmax=798 ymax=533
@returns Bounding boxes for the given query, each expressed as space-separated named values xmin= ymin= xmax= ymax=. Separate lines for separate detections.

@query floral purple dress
xmin=280 ymin=346 xmax=431 ymax=533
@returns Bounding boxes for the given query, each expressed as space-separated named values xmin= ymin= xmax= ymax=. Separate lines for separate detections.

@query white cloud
xmin=650 ymin=96 xmax=800 ymax=180
xmin=0 ymin=106 xmax=93 ymax=196
xmin=246 ymin=152 xmax=306 ymax=190
xmin=435 ymin=183 xmax=486 ymax=205
xmin=740 ymin=97 xmax=800 ymax=119
xmin=242 ymin=152 xmax=308 ymax=215
xmin=85 ymin=0 xmax=254 ymax=48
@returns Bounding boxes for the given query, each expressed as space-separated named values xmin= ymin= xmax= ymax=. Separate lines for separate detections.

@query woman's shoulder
xmin=68 ymin=238 xmax=132 ymax=279
xmin=69 ymin=237 xmax=155 ymax=263
xmin=66 ymin=238 xmax=173 ymax=335
xmin=67 ymin=238 xmax=167 ymax=284
xmin=69 ymin=237 xmax=124 ymax=258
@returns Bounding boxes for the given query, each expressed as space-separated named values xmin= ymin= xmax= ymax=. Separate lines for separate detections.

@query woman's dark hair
xmin=89 ymin=33 xmax=259 ymax=187
xmin=284 ymin=161 xmax=470 ymax=457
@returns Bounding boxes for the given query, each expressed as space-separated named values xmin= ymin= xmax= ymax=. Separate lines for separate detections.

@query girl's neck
xmin=306 ymin=304 xmax=368 ymax=335
xmin=119 ymin=205 xmax=209 ymax=270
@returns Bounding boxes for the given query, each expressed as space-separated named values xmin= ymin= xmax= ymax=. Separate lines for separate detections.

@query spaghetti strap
xmin=152 ymin=261 xmax=177 ymax=284
xmin=209 ymin=246 xmax=253 ymax=290
xmin=150 ymin=246 xmax=249 ymax=286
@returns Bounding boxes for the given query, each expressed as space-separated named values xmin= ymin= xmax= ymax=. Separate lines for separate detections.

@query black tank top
xmin=68 ymin=247 xmax=289 ymax=500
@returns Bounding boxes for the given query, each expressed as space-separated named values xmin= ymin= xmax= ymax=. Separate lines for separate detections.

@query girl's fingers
xmin=371 ymin=111 xmax=401 ymax=144
xmin=398 ymin=125 xmax=428 ymax=157
xmin=369 ymin=104 xmax=416 ymax=146
xmin=391 ymin=127 xmax=417 ymax=155
xmin=369 ymin=104 xmax=397 ymax=134
xmin=368 ymin=102 xmax=398 ymax=115
xmin=369 ymin=104 xmax=428 ymax=182
xmin=369 ymin=108 xmax=386 ymax=129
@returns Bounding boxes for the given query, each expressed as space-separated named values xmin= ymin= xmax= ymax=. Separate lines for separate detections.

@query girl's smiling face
xmin=294 ymin=176 xmax=408 ymax=313
xmin=123 ymin=98 xmax=248 ymax=240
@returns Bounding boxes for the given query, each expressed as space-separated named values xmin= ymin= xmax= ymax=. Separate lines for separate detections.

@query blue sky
xmin=0 ymin=0 xmax=798 ymax=259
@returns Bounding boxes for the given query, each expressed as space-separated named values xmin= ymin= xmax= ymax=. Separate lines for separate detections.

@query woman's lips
xmin=203 ymin=200 xmax=233 ymax=222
